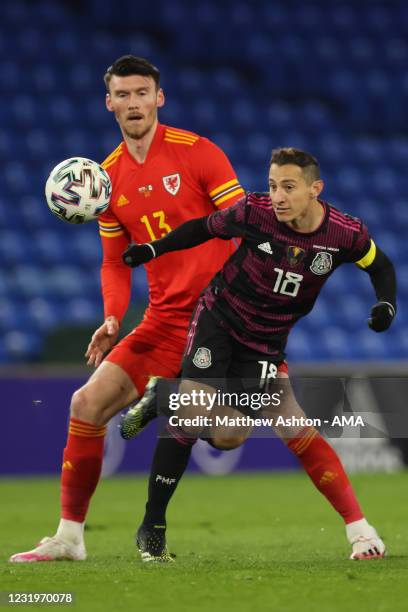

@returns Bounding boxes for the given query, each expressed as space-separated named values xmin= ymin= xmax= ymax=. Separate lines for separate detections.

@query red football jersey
xmin=98 ymin=123 xmax=244 ymax=328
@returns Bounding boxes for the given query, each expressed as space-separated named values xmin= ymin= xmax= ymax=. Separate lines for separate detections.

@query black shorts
xmin=181 ymin=298 xmax=288 ymax=389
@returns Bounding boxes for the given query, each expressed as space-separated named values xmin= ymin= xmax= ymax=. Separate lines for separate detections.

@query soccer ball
xmin=45 ymin=157 xmax=112 ymax=224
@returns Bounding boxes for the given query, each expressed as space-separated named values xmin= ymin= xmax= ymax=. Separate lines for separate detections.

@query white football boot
xmin=9 ymin=536 xmax=86 ymax=563
xmin=346 ymin=518 xmax=386 ymax=560
xmin=9 ymin=520 xmax=86 ymax=563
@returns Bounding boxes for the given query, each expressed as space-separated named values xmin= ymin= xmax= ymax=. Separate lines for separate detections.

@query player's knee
xmin=70 ymin=387 xmax=105 ymax=426
xmin=208 ymin=434 xmax=246 ymax=451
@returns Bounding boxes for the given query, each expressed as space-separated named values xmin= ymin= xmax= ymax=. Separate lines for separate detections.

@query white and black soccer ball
xmin=45 ymin=157 xmax=112 ymax=224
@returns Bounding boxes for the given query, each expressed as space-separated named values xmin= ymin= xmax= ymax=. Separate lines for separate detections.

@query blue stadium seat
xmin=36 ymin=0 xmax=66 ymax=25
xmin=286 ymin=327 xmax=319 ymax=361
xmin=47 ymin=97 xmax=75 ymax=125
xmin=355 ymin=328 xmax=392 ymax=360
xmin=385 ymin=38 xmax=408 ymax=65
xmin=266 ymin=102 xmax=292 ymax=131
xmin=314 ymin=36 xmax=342 ymax=64
xmin=300 ymin=102 xmax=331 ymax=130
xmin=70 ymin=228 xmax=102 ymax=265
xmin=27 ymin=297 xmax=60 ymax=331
xmin=318 ymin=133 xmax=348 ymax=164
xmin=0 ymin=298 xmax=26 ymax=330
xmin=4 ymin=330 xmax=42 ymax=360
xmin=47 ymin=266 xmax=88 ymax=298
xmin=33 ymin=231 xmax=73 ymax=266
xmin=32 ymin=64 xmax=59 ymax=92
xmin=19 ymin=195 xmax=51 ymax=230
xmin=348 ymin=37 xmax=375 ymax=65
xmin=0 ymin=129 xmax=14 ymax=160
xmin=13 ymin=265 xmax=50 ymax=298
xmin=330 ymin=5 xmax=357 ymax=30
xmin=335 ymin=166 xmax=364 ymax=197
xmin=332 ymin=295 xmax=368 ymax=331
xmin=132 ymin=267 xmax=149 ymax=300
xmin=392 ymin=327 xmax=408 ymax=357
xmin=355 ymin=198 xmax=383 ymax=231
xmin=192 ymin=100 xmax=219 ymax=130
xmin=26 ymin=129 xmax=51 ymax=159
xmin=5 ymin=161 xmax=30 ymax=194
xmin=319 ymin=326 xmax=355 ymax=360
xmin=303 ymin=298 xmax=332 ymax=331
xmin=365 ymin=5 xmax=393 ymax=33
xmin=247 ymin=133 xmax=271 ymax=162
xmin=0 ymin=60 xmax=20 ymax=91
xmin=67 ymin=298 xmax=102 ymax=324
xmin=194 ymin=1 xmax=219 ymax=26
xmin=0 ymin=270 xmax=13 ymax=297
xmin=397 ymin=264 xmax=408 ymax=297
xmin=262 ymin=3 xmax=288 ymax=28
xmin=0 ymin=231 xmax=31 ymax=264
xmin=124 ymin=32 xmax=157 ymax=59
xmin=354 ymin=138 xmax=382 ymax=166
xmin=12 ymin=95 xmax=38 ymax=127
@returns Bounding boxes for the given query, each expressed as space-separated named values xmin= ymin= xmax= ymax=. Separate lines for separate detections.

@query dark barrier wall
xmin=1 ymin=373 xmax=299 ymax=476
xmin=2 ymin=367 xmax=407 ymax=476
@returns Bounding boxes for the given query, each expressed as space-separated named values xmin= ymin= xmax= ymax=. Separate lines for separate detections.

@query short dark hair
xmin=104 ymin=55 xmax=160 ymax=91
xmin=270 ymin=147 xmax=320 ymax=182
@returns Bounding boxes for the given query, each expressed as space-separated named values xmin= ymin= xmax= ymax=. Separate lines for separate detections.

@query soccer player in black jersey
xmin=122 ymin=148 xmax=396 ymax=562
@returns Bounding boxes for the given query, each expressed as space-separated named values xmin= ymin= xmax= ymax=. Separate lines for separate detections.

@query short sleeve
xmin=190 ymin=138 xmax=245 ymax=209
xmin=347 ymin=222 xmax=373 ymax=264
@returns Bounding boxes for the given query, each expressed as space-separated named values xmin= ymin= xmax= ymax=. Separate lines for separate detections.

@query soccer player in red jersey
xmin=9 ymin=55 xmax=245 ymax=563
xmin=122 ymin=148 xmax=396 ymax=560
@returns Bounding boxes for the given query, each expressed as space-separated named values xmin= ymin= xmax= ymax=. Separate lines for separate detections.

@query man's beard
xmin=123 ymin=122 xmax=151 ymax=140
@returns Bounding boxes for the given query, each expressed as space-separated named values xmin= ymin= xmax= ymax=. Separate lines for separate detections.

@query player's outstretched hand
xmin=85 ymin=315 xmax=120 ymax=367
xmin=368 ymin=301 xmax=395 ymax=332
xmin=122 ymin=243 xmax=155 ymax=267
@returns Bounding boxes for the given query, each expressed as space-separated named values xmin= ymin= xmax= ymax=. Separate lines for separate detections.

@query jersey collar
xmin=123 ymin=122 xmax=165 ymax=166
xmin=279 ymin=200 xmax=329 ymax=237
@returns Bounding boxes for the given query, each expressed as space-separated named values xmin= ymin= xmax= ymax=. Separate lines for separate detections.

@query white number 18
xmin=273 ymin=268 xmax=303 ymax=297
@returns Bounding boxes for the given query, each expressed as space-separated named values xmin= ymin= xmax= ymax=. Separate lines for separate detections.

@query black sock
xmin=142 ymin=433 xmax=195 ymax=528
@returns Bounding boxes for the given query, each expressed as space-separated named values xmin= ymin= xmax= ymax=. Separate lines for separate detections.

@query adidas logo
xmin=117 ymin=194 xmax=129 ymax=206
xmin=319 ymin=471 xmax=337 ymax=486
xmin=257 ymin=242 xmax=273 ymax=254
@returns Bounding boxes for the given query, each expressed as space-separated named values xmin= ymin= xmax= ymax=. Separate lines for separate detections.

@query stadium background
xmin=1 ymin=0 xmax=407 ymax=477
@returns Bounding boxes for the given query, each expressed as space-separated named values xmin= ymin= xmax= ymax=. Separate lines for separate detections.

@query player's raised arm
xmin=123 ymin=196 xmax=248 ymax=268
xmin=354 ymin=239 xmax=397 ymax=332
xmin=122 ymin=216 xmax=213 ymax=267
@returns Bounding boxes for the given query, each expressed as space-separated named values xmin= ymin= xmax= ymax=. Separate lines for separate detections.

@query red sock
xmin=61 ymin=417 xmax=107 ymax=522
xmin=286 ymin=426 xmax=363 ymax=524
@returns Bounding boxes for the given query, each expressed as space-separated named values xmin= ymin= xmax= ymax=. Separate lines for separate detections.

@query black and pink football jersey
xmin=204 ymin=192 xmax=371 ymax=359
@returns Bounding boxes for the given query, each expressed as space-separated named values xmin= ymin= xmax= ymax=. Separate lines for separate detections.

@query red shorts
xmin=106 ymin=316 xmax=188 ymax=395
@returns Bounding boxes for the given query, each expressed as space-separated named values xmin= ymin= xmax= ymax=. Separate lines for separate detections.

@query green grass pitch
xmin=1 ymin=472 xmax=408 ymax=611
